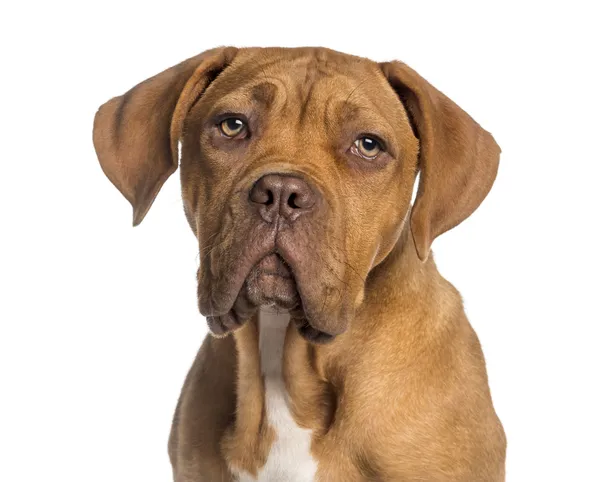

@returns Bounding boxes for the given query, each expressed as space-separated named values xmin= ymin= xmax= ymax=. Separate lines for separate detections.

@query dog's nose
xmin=249 ymin=174 xmax=317 ymax=223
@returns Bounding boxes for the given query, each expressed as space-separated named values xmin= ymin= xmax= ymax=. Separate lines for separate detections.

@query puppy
xmin=94 ymin=47 xmax=506 ymax=481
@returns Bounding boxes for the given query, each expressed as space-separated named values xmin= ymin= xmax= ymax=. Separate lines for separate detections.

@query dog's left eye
xmin=353 ymin=136 xmax=383 ymax=159
xmin=218 ymin=117 xmax=247 ymax=138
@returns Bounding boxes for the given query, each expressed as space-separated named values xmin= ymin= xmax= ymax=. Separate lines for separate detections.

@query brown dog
xmin=93 ymin=47 xmax=505 ymax=481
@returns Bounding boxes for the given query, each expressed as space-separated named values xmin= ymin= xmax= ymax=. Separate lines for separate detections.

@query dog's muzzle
xmin=203 ymin=172 xmax=341 ymax=343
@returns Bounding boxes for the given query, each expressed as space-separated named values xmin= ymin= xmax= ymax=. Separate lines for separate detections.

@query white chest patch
xmin=235 ymin=308 xmax=318 ymax=482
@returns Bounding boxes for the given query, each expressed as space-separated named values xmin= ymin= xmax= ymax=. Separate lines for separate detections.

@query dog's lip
xmin=199 ymin=229 xmax=278 ymax=317
xmin=254 ymin=253 xmax=293 ymax=278
xmin=200 ymin=250 xmax=295 ymax=318
xmin=206 ymin=310 xmax=243 ymax=336
xmin=206 ymin=285 xmax=258 ymax=334
xmin=202 ymin=244 xmax=340 ymax=343
xmin=293 ymin=317 xmax=336 ymax=344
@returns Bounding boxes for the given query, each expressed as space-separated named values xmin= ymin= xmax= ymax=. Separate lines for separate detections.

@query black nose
xmin=249 ymin=174 xmax=317 ymax=224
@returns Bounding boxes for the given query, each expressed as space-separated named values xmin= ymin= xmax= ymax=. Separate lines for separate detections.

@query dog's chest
xmin=235 ymin=309 xmax=317 ymax=482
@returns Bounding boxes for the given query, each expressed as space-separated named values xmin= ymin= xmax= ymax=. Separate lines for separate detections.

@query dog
xmin=93 ymin=47 xmax=506 ymax=481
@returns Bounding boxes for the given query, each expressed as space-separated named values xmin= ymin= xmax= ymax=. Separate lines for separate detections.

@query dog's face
xmin=180 ymin=49 xmax=418 ymax=340
xmin=93 ymin=47 xmax=499 ymax=342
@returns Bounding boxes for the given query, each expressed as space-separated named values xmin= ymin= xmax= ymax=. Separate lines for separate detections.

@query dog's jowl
xmin=94 ymin=47 xmax=506 ymax=481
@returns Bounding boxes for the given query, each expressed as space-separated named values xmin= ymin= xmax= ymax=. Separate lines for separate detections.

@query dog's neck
xmin=226 ymin=307 xmax=319 ymax=480
xmin=224 ymin=224 xmax=441 ymax=477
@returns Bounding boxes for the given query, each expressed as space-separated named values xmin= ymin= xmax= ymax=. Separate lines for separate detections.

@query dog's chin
xmin=206 ymin=254 xmax=337 ymax=344
xmin=244 ymin=253 xmax=299 ymax=310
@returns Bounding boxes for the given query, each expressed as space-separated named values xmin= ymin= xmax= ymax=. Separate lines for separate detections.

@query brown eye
xmin=219 ymin=117 xmax=247 ymax=138
xmin=353 ymin=136 xmax=383 ymax=159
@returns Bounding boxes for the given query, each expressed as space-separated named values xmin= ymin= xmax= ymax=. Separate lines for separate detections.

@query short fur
xmin=93 ymin=47 xmax=505 ymax=481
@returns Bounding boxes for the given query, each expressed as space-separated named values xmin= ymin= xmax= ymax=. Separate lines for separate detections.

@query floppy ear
xmin=93 ymin=47 xmax=238 ymax=225
xmin=380 ymin=61 xmax=500 ymax=261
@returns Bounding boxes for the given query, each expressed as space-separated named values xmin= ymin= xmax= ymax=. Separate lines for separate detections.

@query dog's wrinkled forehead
xmin=200 ymin=48 xmax=410 ymax=133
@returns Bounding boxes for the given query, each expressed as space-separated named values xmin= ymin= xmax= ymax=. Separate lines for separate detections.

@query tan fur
xmin=94 ymin=47 xmax=505 ymax=481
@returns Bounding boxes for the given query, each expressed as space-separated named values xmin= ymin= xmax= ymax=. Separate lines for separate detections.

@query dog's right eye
xmin=218 ymin=117 xmax=248 ymax=138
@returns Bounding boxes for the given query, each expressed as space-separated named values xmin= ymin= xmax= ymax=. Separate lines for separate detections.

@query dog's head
xmin=93 ymin=47 xmax=499 ymax=342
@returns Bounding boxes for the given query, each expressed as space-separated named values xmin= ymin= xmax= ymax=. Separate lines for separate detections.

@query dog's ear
xmin=93 ymin=47 xmax=238 ymax=225
xmin=380 ymin=61 xmax=500 ymax=261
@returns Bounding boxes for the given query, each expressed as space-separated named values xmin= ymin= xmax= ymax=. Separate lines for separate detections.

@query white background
xmin=1 ymin=1 xmax=599 ymax=481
